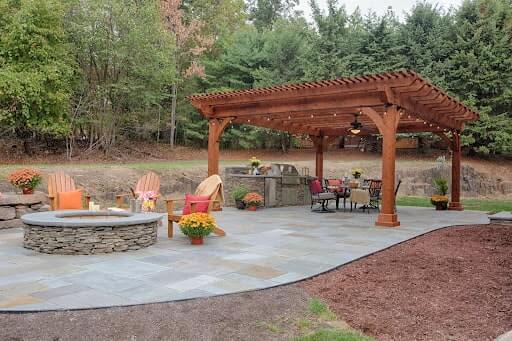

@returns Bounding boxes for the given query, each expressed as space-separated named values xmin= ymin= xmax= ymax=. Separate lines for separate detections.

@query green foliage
xmin=2 ymin=0 xmax=512 ymax=155
xmin=397 ymin=196 xmax=512 ymax=212
xmin=64 ymin=0 xmax=175 ymax=152
xmin=308 ymin=299 xmax=336 ymax=321
xmin=433 ymin=178 xmax=449 ymax=195
xmin=293 ymin=329 xmax=373 ymax=341
xmin=232 ymin=185 xmax=250 ymax=201
xmin=0 ymin=0 xmax=74 ymax=137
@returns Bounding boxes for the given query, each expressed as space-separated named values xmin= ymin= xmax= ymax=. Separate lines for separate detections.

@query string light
xmin=333 ymin=113 xmax=337 ymax=117
xmin=310 ymin=114 xmax=314 ymax=118
xmin=288 ymin=115 xmax=291 ymax=120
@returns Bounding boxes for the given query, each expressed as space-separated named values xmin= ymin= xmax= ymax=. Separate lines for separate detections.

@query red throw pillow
xmin=182 ymin=193 xmax=210 ymax=215
xmin=57 ymin=190 xmax=83 ymax=210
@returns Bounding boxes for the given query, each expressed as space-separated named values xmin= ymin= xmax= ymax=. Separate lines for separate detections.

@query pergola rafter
xmin=188 ymin=70 xmax=479 ymax=227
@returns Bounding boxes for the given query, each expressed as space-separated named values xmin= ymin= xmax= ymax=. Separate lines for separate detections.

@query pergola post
xmin=435 ymin=131 xmax=464 ymax=211
xmin=449 ymin=131 xmax=463 ymax=210
xmin=310 ymin=134 xmax=324 ymax=179
xmin=207 ymin=118 xmax=230 ymax=176
xmin=362 ymin=106 xmax=400 ymax=227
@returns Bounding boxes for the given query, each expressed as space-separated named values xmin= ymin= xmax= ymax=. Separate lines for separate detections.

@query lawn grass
xmin=308 ymin=298 xmax=337 ymax=321
xmin=0 ymin=160 xmax=245 ymax=174
xmin=397 ymin=196 xmax=512 ymax=213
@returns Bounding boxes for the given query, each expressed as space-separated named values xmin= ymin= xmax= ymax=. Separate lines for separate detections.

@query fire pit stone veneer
xmin=21 ymin=210 xmax=163 ymax=255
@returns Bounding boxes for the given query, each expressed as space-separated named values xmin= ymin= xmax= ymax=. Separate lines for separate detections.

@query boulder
xmin=0 ymin=206 xmax=16 ymax=220
xmin=0 ymin=218 xmax=25 ymax=229
xmin=16 ymin=207 xmax=34 ymax=218
xmin=0 ymin=192 xmax=47 ymax=206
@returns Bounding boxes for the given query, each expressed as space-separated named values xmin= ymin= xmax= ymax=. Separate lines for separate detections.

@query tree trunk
xmin=170 ymin=83 xmax=177 ymax=148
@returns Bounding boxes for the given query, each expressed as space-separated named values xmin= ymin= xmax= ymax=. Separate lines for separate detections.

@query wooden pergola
xmin=188 ymin=70 xmax=479 ymax=227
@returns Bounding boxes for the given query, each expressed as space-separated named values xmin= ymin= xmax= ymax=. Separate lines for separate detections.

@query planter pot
xmin=235 ymin=199 xmax=246 ymax=210
xmin=22 ymin=188 xmax=34 ymax=195
xmin=189 ymin=236 xmax=204 ymax=245
xmin=247 ymin=205 xmax=258 ymax=211
xmin=434 ymin=202 xmax=448 ymax=210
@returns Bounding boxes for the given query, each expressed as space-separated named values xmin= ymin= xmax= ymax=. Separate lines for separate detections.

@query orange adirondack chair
xmin=166 ymin=175 xmax=226 ymax=238
xmin=47 ymin=172 xmax=90 ymax=210
xmin=116 ymin=171 xmax=161 ymax=207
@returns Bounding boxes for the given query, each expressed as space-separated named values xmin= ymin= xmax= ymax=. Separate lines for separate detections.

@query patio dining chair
xmin=308 ymin=178 xmax=336 ymax=212
xmin=368 ymin=179 xmax=382 ymax=211
xmin=325 ymin=178 xmax=350 ymax=210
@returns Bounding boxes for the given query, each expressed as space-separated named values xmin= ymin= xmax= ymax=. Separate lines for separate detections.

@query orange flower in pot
xmin=243 ymin=192 xmax=263 ymax=211
xmin=8 ymin=168 xmax=42 ymax=195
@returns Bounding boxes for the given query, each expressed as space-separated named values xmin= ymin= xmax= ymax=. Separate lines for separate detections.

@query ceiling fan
xmin=349 ymin=112 xmax=362 ymax=135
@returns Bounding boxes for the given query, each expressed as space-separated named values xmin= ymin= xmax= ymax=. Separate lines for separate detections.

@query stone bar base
xmin=448 ymin=202 xmax=464 ymax=211
xmin=376 ymin=213 xmax=400 ymax=227
xmin=23 ymin=222 xmax=157 ymax=255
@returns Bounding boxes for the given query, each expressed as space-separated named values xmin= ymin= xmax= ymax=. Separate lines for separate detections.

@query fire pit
xmin=21 ymin=210 xmax=163 ymax=255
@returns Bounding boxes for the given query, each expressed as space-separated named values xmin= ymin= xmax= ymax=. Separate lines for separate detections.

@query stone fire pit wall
xmin=0 ymin=192 xmax=50 ymax=230
xmin=22 ymin=211 xmax=161 ymax=255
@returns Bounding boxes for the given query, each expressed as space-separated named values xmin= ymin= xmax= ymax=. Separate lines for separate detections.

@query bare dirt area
xmin=1 ymin=139 xmax=511 ymax=202
xmin=299 ymin=224 xmax=512 ymax=341
xmin=0 ymin=286 xmax=310 ymax=341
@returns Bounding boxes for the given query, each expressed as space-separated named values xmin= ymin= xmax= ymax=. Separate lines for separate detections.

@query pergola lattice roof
xmin=189 ymin=70 xmax=479 ymax=136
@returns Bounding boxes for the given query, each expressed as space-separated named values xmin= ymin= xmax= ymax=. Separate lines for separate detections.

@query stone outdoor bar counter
xmin=21 ymin=210 xmax=163 ymax=255
xmin=223 ymin=164 xmax=312 ymax=207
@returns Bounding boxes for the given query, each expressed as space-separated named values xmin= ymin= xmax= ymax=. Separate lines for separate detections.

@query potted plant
xmin=8 ymin=168 xmax=42 ymax=195
xmin=232 ymin=185 xmax=249 ymax=209
xmin=243 ymin=192 xmax=263 ymax=211
xmin=351 ymin=168 xmax=363 ymax=179
xmin=249 ymin=156 xmax=261 ymax=175
xmin=431 ymin=178 xmax=449 ymax=210
xmin=179 ymin=212 xmax=217 ymax=245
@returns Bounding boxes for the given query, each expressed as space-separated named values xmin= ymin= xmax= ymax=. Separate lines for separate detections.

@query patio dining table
xmin=327 ymin=183 xmax=370 ymax=211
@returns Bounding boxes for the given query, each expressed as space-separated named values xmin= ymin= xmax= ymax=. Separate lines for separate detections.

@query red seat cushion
xmin=182 ymin=193 xmax=211 ymax=215
xmin=57 ymin=190 xmax=82 ymax=210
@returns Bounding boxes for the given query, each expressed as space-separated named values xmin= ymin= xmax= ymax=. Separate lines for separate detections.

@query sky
xmin=297 ymin=0 xmax=464 ymax=20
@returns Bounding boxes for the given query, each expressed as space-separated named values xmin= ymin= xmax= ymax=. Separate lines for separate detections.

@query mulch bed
xmin=299 ymin=224 xmax=512 ymax=341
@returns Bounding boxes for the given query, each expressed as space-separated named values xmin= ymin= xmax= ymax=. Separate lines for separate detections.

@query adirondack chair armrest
xmin=116 ymin=193 xmax=132 ymax=208
xmin=48 ymin=195 xmax=56 ymax=211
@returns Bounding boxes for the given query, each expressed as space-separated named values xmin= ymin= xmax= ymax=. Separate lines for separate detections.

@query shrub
xmin=232 ymin=185 xmax=250 ymax=202
xmin=433 ymin=178 xmax=449 ymax=195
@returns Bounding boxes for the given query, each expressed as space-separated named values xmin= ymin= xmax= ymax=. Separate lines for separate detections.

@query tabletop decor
xmin=249 ymin=156 xmax=261 ymax=175
xmin=431 ymin=178 xmax=449 ymax=210
xmin=8 ymin=168 xmax=42 ymax=195
xmin=179 ymin=212 xmax=217 ymax=245
xmin=351 ymin=168 xmax=363 ymax=179
xmin=243 ymin=192 xmax=263 ymax=211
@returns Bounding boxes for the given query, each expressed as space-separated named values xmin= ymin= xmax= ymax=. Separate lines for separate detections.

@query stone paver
xmin=0 ymin=206 xmax=488 ymax=311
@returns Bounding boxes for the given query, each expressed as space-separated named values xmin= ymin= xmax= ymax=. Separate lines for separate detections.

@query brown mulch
xmin=299 ymin=224 xmax=512 ymax=341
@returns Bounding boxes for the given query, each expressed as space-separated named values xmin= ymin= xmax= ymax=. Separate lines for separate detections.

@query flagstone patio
xmin=0 ymin=206 xmax=488 ymax=311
